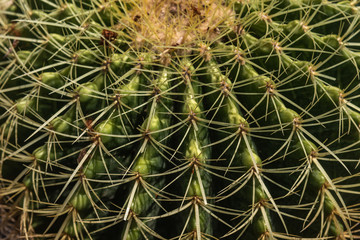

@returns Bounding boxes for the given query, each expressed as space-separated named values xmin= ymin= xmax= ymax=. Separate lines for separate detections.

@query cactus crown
xmin=123 ymin=0 xmax=233 ymax=49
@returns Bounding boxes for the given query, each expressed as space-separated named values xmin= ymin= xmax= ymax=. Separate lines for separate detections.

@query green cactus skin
xmin=1 ymin=0 xmax=360 ymax=239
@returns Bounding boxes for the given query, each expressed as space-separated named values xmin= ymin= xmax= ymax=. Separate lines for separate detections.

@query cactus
xmin=1 ymin=0 xmax=360 ymax=239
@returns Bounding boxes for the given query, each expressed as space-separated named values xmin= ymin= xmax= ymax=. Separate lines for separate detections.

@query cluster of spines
xmin=228 ymin=0 xmax=360 ymax=238
xmin=1 ymin=0 xmax=360 ymax=239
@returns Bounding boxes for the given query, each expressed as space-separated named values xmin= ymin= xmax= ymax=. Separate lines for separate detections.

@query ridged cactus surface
xmin=1 ymin=0 xmax=360 ymax=239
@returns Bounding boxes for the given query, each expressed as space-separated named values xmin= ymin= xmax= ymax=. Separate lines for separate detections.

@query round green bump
xmin=95 ymin=120 xmax=118 ymax=145
xmin=22 ymin=174 xmax=33 ymax=190
xmin=253 ymin=216 xmax=267 ymax=237
xmin=188 ymin=178 xmax=202 ymax=197
xmin=324 ymin=196 xmax=335 ymax=216
xmin=40 ymin=72 xmax=64 ymax=88
xmin=46 ymin=33 xmax=67 ymax=52
xmin=16 ymin=50 xmax=31 ymax=62
xmin=329 ymin=220 xmax=344 ymax=237
xmin=110 ymin=53 xmax=131 ymax=74
xmin=279 ymin=108 xmax=300 ymax=124
xmin=7 ymin=4 xmax=18 ymax=13
xmin=74 ymin=49 xmax=97 ymax=65
xmin=51 ymin=116 xmax=70 ymax=133
xmin=33 ymin=146 xmax=47 ymax=161
xmin=60 ymin=3 xmax=81 ymax=21
xmin=77 ymin=82 xmax=98 ymax=103
xmin=321 ymin=35 xmax=341 ymax=50
xmin=241 ymin=149 xmax=262 ymax=169
xmin=33 ymin=145 xmax=61 ymax=161
xmin=257 ymin=38 xmax=276 ymax=55
xmin=30 ymin=10 xmax=48 ymax=20
xmin=51 ymin=108 xmax=75 ymax=133
xmin=283 ymin=20 xmax=303 ymax=35
xmin=16 ymin=50 xmax=41 ymax=68
xmin=64 ymin=220 xmax=79 ymax=237
xmin=309 ymin=168 xmax=326 ymax=190
xmin=255 ymin=187 xmax=267 ymax=202
xmin=146 ymin=114 xmax=161 ymax=136
xmin=324 ymin=85 xmax=343 ymax=103
xmin=292 ymin=138 xmax=318 ymax=157
xmin=84 ymin=160 xmax=96 ymax=179
xmin=16 ymin=97 xmax=33 ymax=114
xmin=84 ymin=157 xmax=105 ymax=179
xmin=70 ymin=188 xmax=90 ymax=211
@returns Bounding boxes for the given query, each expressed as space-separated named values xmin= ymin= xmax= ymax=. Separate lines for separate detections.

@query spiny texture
xmin=1 ymin=0 xmax=360 ymax=239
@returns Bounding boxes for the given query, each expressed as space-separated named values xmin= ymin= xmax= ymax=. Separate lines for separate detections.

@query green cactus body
xmin=1 ymin=0 xmax=360 ymax=239
xmin=177 ymin=58 xmax=212 ymax=238
xmin=121 ymin=68 xmax=171 ymax=240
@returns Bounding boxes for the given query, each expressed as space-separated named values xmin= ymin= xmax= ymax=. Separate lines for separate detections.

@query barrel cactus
xmin=1 ymin=0 xmax=360 ymax=239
